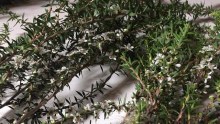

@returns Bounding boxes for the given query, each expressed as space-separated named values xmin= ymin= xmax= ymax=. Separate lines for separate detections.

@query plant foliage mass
xmin=0 ymin=0 xmax=220 ymax=123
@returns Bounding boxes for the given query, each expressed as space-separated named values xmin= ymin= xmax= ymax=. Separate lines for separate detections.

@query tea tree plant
xmin=0 ymin=0 xmax=220 ymax=123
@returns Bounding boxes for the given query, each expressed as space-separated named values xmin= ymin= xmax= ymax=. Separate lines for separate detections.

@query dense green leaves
xmin=0 ymin=0 xmax=220 ymax=123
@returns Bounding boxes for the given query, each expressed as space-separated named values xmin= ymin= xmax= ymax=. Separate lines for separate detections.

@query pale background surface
xmin=0 ymin=0 xmax=220 ymax=123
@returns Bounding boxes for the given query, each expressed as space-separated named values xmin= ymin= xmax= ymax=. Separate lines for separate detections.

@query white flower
xmin=195 ymin=60 xmax=207 ymax=70
xmin=168 ymin=101 xmax=173 ymax=105
xmin=122 ymin=43 xmax=134 ymax=51
xmin=152 ymin=53 xmax=165 ymax=65
xmin=109 ymin=4 xmax=120 ymax=14
xmin=175 ymin=64 xmax=181 ymax=68
xmin=11 ymin=55 xmax=23 ymax=69
xmin=94 ymin=9 xmax=99 ymax=17
xmin=207 ymin=56 xmax=213 ymax=62
xmin=52 ymin=49 xmax=56 ymax=53
xmin=205 ymin=85 xmax=210 ymax=88
xmin=50 ymin=78 xmax=55 ymax=83
xmin=167 ymin=77 xmax=172 ymax=81
xmin=208 ymin=70 xmax=213 ymax=79
xmin=204 ymin=78 xmax=208 ymax=84
xmin=154 ymin=60 xmax=159 ymax=65
xmin=207 ymin=63 xmax=217 ymax=70
xmin=115 ymin=31 xmax=123 ymax=40
xmin=13 ymin=120 xmax=18 ymax=124
xmin=100 ymin=102 xmax=105 ymax=108
xmin=84 ymin=104 xmax=91 ymax=111
xmin=109 ymin=55 xmax=117 ymax=60
xmin=156 ymin=53 xmax=165 ymax=58
xmin=107 ymin=52 xmax=117 ymax=60
xmin=61 ymin=66 xmax=67 ymax=71
xmin=116 ymin=33 xmax=121 ymax=37
xmin=93 ymin=110 xmax=98 ymax=117
xmin=157 ymin=78 xmax=162 ymax=84
xmin=123 ymin=28 xmax=128 ymax=32
xmin=167 ymin=76 xmax=175 ymax=82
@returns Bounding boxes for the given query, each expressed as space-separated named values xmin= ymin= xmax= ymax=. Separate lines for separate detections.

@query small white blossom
xmin=109 ymin=55 xmax=117 ymax=60
xmin=207 ymin=63 xmax=217 ymax=70
xmin=94 ymin=9 xmax=99 ymax=17
xmin=207 ymin=75 xmax=211 ymax=79
xmin=207 ymin=56 xmax=213 ymax=62
xmin=50 ymin=78 xmax=55 ymax=83
xmin=109 ymin=4 xmax=120 ymax=14
xmin=123 ymin=28 xmax=128 ymax=32
xmin=93 ymin=110 xmax=98 ymax=118
xmin=84 ymin=104 xmax=91 ymax=111
xmin=204 ymin=78 xmax=208 ymax=84
xmin=205 ymin=85 xmax=210 ymax=88
xmin=167 ymin=76 xmax=175 ymax=82
xmin=194 ymin=58 xmax=212 ymax=70
xmin=116 ymin=33 xmax=121 ymax=37
xmin=13 ymin=120 xmax=18 ymax=124
xmin=175 ymin=64 xmax=181 ymax=68
xmin=11 ymin=55 xmax=23 ymax=69
xmin=115 ymin=31 xmax=123 ymax=40
xmin=52 ymin=49 xmax=56 ymax=53
xmin=122 ymin=43 xmax=134 ymax=51
xmin=100 ymin=102 xmax=105 ymax=108
xmin=156 ymin=53 xmax=165 ymax=58
xmin=168 ymin=101 xmax=173 ymax=105
xmin=107 ymin=52 xmax=117 ymax=60
xmin=158 ymin=79 xmax=163 ymax=84
xmin=61 ymin=66 xmax=67 ymax=71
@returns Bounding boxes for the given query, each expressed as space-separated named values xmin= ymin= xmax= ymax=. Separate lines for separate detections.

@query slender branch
xmin=0 ymin=83 xmax=31 ymax=109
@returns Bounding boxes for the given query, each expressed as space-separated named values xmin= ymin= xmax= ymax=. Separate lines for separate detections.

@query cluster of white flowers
xmin=199 ymin=45 xmax=215 ymax=53
xmin=152 ymin=53 xmax=165 ymax=65
xmin=193 ymin=55 xmax=217 ymax=84
xmin=11 ymin=55 xmax=23 ymax=69
xmin=194 ymin=56 xmax=216 ymax=70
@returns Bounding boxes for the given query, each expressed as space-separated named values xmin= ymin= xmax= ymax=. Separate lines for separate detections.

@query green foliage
xmin=0 ymin=0 xmax=220 ymax=123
